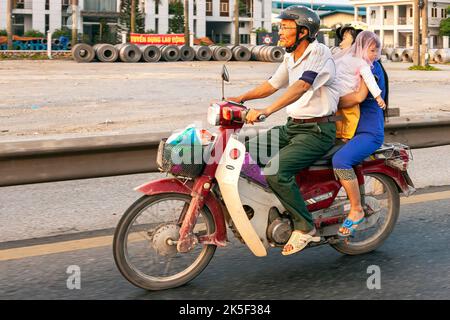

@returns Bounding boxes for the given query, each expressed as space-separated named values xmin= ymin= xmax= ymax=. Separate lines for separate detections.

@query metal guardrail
xmin=1 ymin=117 xmax=450 ymax=187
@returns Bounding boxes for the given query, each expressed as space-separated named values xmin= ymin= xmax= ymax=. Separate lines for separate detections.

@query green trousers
xmin=245 ymin=117 xmax=336 ymax=232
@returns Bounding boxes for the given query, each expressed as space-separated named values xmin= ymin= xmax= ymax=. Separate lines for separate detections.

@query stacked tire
xmin=72 ymin=43 xmax=285 ymax=63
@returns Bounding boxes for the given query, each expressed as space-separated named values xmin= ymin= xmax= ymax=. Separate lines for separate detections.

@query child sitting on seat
xmin=334 ymin=31 xmax=386 ymax=142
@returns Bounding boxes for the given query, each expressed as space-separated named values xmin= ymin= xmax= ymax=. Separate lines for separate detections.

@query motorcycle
xmin=113 ymin=66 xmax=415 ymax=290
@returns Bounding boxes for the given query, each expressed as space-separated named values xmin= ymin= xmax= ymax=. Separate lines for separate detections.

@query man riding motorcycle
xmin=227 ymin=5 xmax=340 ymax=255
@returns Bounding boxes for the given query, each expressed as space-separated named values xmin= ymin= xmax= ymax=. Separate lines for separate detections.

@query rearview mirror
xmin=221 ymin=65 xmax=230 ymax=82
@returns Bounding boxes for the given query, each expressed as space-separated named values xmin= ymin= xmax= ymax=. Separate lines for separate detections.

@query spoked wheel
xmin=113 ymin=193 xmax=216 ymax=290
xmin=330 ymin=173 xmax=400 ymax=255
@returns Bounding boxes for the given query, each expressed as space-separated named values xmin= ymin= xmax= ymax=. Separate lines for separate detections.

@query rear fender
xmin=135 ymin=178 xmax=227 ymax=245
xmin=362 ymin=161 xmax=414 ymax=195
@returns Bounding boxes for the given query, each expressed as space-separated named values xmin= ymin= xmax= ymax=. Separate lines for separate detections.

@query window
xmin=384 ymin=10 xmax=387 ymax=19
xmin=371 ymin=10 xmax=376 ymax=19
xmin=220 ymin=0 xmax=229 ymax=17
xmin=432 ymin=8 xmax=437 ymax=18
xmin=193 ymin=0 xmax=197 ymax=16
xmin=240 ymin=34 xmax=250 ymax=44
xmin=45 ymin=0 xmax=49 ymax=10
xmin=410 ymin=8 xmax=413 ymax=17
xmin=155 ymin=0 xmax=159 ymax=15
xmin=155 ymin=18 xmax=158 ymax=34
xmin=442 ymin=8 xmax=447 ymax=18
xmin=222 ymin=34 xmax=231 ymax=43
xmin=45 ymin=14 xmax=50 ymax=32
xmin=239 ymin=22 xmax=245 ymax=28
xmin=62 ymin=16 xmax=69 ymax=27
xmin=15 ymin=0 xmax=24 ymax=9
xmin=84 ymin=0 xmax=117 ymax=12
xmin=206 ymin=0 xmax=212 ymax=16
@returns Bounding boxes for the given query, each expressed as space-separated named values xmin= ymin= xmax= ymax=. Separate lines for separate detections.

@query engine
xmin=266 ymin=208 xmax=293 ymax=246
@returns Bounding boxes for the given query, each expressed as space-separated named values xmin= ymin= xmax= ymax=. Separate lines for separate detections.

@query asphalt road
xmin=1 ymin=196 xmax=449 ymax=300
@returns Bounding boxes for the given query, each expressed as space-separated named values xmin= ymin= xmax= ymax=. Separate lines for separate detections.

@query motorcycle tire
xmin=330 ymin=173 xmax=400 ymax=256
xmin=113 ymin=193 xmax=217 ymax=290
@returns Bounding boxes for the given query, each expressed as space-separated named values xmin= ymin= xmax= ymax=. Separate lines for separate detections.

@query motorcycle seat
xmin=310 ymin=141 xmax=345 ymax=166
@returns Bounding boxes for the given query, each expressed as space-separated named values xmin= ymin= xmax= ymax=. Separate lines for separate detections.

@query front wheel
xmin=113 ymin=193 xmax=216 ymax=290
xmin=330 ymin=173 xmax=400 ymax=255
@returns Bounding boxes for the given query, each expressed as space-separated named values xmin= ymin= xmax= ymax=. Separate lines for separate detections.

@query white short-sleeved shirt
xmin=268 ymin=40 xmax=340 ymax=119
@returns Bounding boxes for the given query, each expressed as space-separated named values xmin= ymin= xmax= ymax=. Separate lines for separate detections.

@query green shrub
xmin=24 ymin=29 xmax=45 ymax=38
xmin=0 ymin=29 xmax=7 ymax=36
xmin=408 ymin=65 xmax=441 ymax=71
xmin=52 ymin=27 xmax=71 ymax=39
xmin=255 ymin=27 xmax=269 ymax=33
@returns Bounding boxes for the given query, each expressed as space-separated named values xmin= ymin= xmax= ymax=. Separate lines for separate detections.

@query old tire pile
xmin=401 ymin=48 xmax=413 ymax=62
xmin=247 ymin=45 xmax=284 ymax=62
xmin=193 ymin=45 xmax=213 ymax=61
xmin=72 ymin=43 xmax=96 ymax=63
xmin=93 ymin=44 xmax=119 ymax=62
xmin=383 ymin=47 xmax=449 ymax=64
xmin=179 ymin=45 xmax=196 ymax=61
xmin=390 ymin=48 xmax=404 ymax=62
xmin=156 ymin=45 xmax=181 ymax=62
xmin=434 ymin=49 xmax=450 ymax=64
xmin=72 ymin=43 xmax=285 ymax=63
xmin=140 ymin=45 xmax=162 ymax=62
xmin=115 ymin=43 xmax=142 ymax=62
xmin=210 ymin=45 xmax=233 ymax=61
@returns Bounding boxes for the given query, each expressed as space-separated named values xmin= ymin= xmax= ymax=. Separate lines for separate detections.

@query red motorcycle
xmin=113 ymin=67 xmax=415 ymax=290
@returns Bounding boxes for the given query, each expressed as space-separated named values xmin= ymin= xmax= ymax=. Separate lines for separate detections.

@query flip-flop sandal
xmin=282 ymin=230 xmax=321 ymax=256
xmin=338 ymin=216 xmax=366 ymax=238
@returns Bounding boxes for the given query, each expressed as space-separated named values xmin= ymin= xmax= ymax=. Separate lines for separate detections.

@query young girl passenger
xmin=334 ymin=31 xmax=386 ymax=141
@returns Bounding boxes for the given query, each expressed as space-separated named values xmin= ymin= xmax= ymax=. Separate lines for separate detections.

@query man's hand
xmin=246 ymin=108 xmax=269 ymax=125
xmin=225 ymin=96 xmax=244 ymax=104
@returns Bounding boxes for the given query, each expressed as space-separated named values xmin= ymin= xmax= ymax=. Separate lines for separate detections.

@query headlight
xmin=207 ymin=104 xmax=221 ymax=126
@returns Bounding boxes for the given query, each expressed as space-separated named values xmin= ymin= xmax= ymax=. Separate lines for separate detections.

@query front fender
xmin=135 ymin=178 xmax=227 ymax=245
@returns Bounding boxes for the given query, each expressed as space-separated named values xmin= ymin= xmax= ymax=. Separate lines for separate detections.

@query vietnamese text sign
xmin=130 ymin=33 xmax=185 ymax=45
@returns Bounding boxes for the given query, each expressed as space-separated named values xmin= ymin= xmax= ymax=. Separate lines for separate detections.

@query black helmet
xmin=276 ymin=5 xmax=320 ymax=41
xmin=335 ymin=21 xmax=368 ymax=41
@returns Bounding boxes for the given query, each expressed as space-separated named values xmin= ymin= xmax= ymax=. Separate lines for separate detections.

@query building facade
xmin=271 ymin=1 xmax=366 ymax=28
xmin=0 ymin=0 xmax=272 ymax=45
xmin=350 ymin=0 xmax=450 ymax=48
xmin=144 ymin=0 xmax=272 ymax=44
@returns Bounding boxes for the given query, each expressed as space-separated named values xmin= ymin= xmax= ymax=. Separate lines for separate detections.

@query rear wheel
xmin=113 ymin=193 xmax=216 ymax=290
xmin=330 ymin=173 xmax=400 ymax=255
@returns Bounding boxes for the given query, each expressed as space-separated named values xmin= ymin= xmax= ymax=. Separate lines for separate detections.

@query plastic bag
xmin=167 ymin=125 xmax=201 ymax=146
xmin=167 ymin=125 xmax=214 ymax=146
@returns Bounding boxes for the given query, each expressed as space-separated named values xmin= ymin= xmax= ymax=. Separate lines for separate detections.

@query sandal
xmin=338 ymin=216 xmax=366 ymax=238
xmin=281 ymin=230 xmax=321 ymax=256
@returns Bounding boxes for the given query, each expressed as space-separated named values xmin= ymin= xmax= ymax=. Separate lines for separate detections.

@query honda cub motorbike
xmin=113 ymin=66 xmax=415 ymax=291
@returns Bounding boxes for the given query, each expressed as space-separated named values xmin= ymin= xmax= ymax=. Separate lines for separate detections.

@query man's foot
xmin=282 ymin=228 xmax=321 ymax=256
xmin=338 ymin=209 xmax=365 ymax=237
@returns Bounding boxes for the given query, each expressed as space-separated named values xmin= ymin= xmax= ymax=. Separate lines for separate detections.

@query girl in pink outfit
xmin=333 ymin=31 xmax=386 ymax=141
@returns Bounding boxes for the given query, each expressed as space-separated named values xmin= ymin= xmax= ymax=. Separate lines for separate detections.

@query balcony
xmin=14 ymin=0 xmax=32 ymax=10
xmin=83 ymin=0 xmax=117 ymax=12
xmin=398 ymin=17 xmax=407 ymax=25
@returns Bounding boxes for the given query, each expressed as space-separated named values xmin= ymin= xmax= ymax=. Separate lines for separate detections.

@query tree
xmin=440 ymin=18 xmax=450 ymax=36
xmin=118 ymin=0 xmax=145 ymax=40
xmin=439 ymin=6 xmax=450 ymax=36
xmin=168 ymin=1 xmax=184 ymax=33
xmin=239 ymin=0 xmax=247 ymax=16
